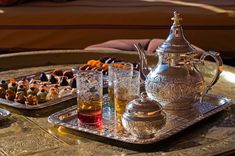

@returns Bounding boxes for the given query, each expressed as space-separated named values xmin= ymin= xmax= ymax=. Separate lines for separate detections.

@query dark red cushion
xmin=0 ymin=0 xmax=19 ymax=5
xmin=0 ymin=0 xmax=70 ymax=5
xmin=85 ymin=39 xmax=150 ymax=52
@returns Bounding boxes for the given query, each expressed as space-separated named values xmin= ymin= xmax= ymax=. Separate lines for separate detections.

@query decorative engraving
xmin=0 ymin=130 xmax=62 ymax=155
xmin=145 ymin=68 xmax=205 ymax=110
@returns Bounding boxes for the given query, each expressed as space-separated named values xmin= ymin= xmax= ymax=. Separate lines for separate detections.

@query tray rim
xmin=0 ymin=94 xmax=76 ymax=110
xmin=48 ymin=94 xmax=232 ymax=145
xmin=0 ymin=108 xmax=11 ymax=120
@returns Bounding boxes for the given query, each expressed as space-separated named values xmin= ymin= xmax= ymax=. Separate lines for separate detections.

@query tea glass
xmin=130 ymin=70 xmax=141 ymax=98
xmin=76 ymin=70 xmax=103 ymax=124
xmin=108 ymin=62 xmax=133 ymax=112
xmin=113 ymin=70 xmax=140 ymax=123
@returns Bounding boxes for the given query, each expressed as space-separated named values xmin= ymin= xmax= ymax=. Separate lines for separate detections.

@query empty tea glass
xmin=130 ymin=70 xmax=141 ymax=98
xmin=108 ymin=62 xmax=133 ymax=112
xmin=76 ymin=70 xmax=103 ymax=124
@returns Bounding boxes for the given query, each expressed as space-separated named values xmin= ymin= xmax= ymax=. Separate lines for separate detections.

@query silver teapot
xmin=135 ymin=11 xmax=223 ymax=110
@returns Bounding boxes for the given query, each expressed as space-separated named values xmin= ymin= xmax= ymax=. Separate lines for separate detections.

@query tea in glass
xmin=113 ymin=70 xmax=141 ymax=123
xmin=108 ymin=62 xmax=133 ymax=111
xmin=76 ymin=70 xmax=103 ymax=124
xmin=113 ymin=75 xmax=132 ymax=122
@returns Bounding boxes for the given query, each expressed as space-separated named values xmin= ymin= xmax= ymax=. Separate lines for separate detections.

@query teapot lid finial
xmin=141 ymin=92 xmax=148 ymax=102
xmin=171 ymin=11 xmax=182 ymax=26
xmin=156 ymin=11 xmax=196 ymax=54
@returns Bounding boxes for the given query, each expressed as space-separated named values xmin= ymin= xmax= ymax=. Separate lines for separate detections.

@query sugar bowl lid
xmin=123 ymin=92 xmax=164 ymax=121
xmin=156 ymin=11 xmax=195 ymax=54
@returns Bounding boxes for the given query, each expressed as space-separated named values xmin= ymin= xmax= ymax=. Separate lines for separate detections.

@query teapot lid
xmin=124 ymin=92 xmax=163 ymax=120
xmin=156 ymin=11 xmax=195 ymax=54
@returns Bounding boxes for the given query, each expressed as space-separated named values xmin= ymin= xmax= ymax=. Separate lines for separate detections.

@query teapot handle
xmin=134 ymin=43 xmax=150 ymax=80
xmin=199 ymin=51 xmax=223 ymax=102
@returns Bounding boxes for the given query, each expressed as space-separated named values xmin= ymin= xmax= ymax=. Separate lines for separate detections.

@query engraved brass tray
xmin=48 ymin=94 xmax=232 ymax=145
xmin=0 ymin=108 xmax=11 ymax=121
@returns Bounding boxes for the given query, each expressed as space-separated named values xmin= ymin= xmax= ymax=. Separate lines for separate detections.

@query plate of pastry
xmin=0 ymin=69 xmax=77 ymax=110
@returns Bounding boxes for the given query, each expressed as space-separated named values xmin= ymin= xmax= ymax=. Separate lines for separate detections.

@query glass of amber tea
xmin=108 ymin=62 xmax=133 ymax=112
xmin=113 ymin=74 xmax=132 ymax=123
xmin=76 ymin=70 xmax=103 ymax=124
xmin=113 ymin=70 xmax=141 ymax=123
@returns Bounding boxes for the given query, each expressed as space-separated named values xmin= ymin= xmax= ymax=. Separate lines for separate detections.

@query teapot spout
xmin=134 ymin=43 xmax=150 ymax=80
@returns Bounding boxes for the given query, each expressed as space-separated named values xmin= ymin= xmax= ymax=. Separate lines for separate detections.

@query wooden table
xmin=0 ymin=50 xmax=234 ymax=155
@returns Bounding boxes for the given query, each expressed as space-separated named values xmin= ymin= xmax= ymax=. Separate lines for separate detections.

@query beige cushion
xmin=0 ymin=0 xmax=234 ymax=56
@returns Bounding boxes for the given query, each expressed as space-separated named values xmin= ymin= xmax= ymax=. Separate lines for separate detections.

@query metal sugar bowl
xmin=122 ymin=92 xmax=166 ymax=139
xmin=135 ymin=11 xmax=223 ymax=110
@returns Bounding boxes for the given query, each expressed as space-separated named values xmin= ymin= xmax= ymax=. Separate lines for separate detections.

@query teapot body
xmin=145 ymin=53 xmax=204 ymax=109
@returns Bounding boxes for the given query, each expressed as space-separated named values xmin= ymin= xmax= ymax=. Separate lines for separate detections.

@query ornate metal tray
xmin=0 ymin=108 xmax=11 ymax=121
xmin=48 ymin=94 xmax=232 ymax=145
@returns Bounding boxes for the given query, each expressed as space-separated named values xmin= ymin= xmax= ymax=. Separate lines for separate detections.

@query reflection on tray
xmin=0 ymin=108 xmax=11 ymax=121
